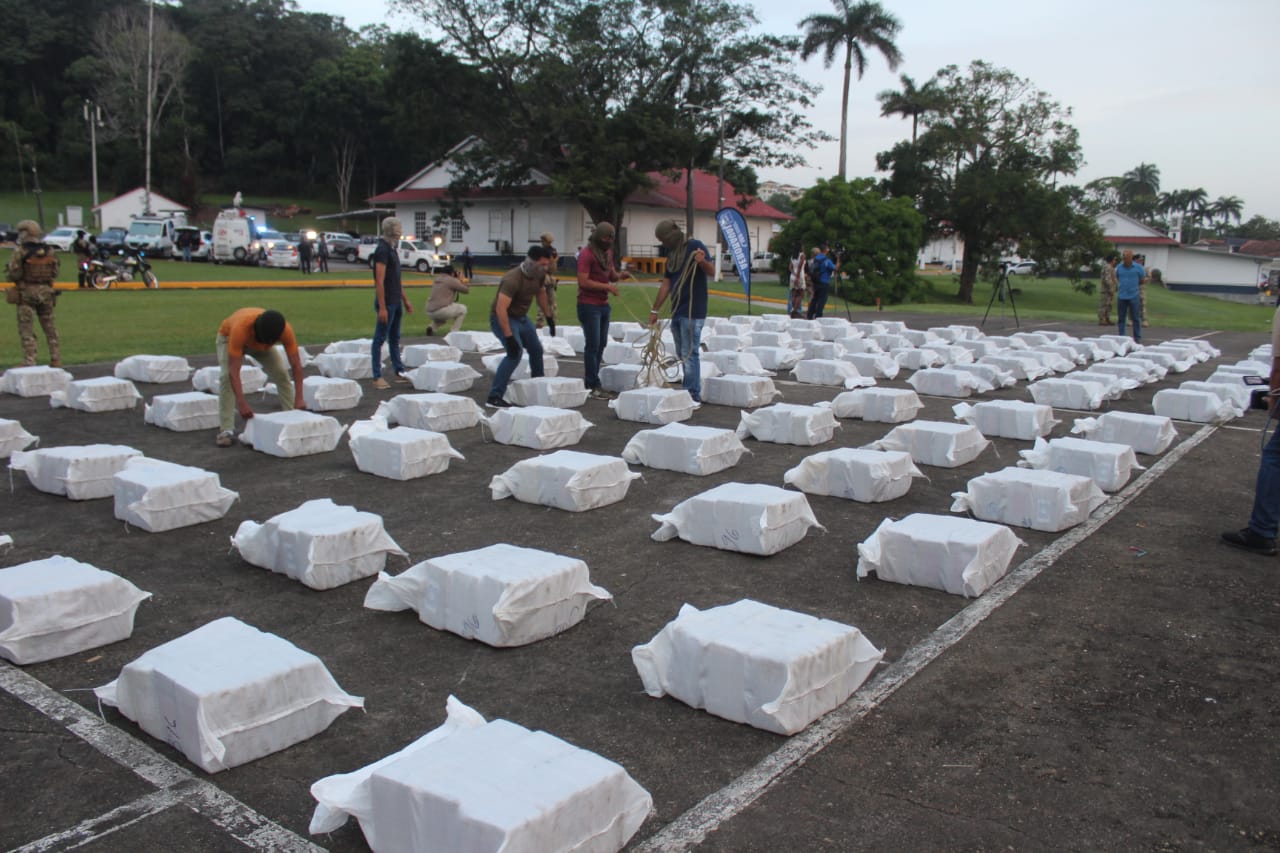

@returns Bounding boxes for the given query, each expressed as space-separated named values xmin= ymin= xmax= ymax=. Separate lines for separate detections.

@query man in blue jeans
xmin=486 ymin=245 xmax=554 ymax=408
xmin=576 ymin=222 xmax=631 ymax=400
xmin=371 ymin=217 xmax=413 ymax=390
xmin=1223 ymin=305 xmax=1280 ymax=556
xmin=1114 ymin=249 xmax=1145 ymax=344
xmin=649 ymin=219 xmax=714 ymax=403
xmin=806 ymin=243 xmax=837 ymax=319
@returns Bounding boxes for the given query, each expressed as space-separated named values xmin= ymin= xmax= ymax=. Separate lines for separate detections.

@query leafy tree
xmin=1236 ymin=214 xmax=1280 ymax=241
xmin=764 ymin=192 xmax=794 ymax=214
xmin=877 ymin=72 xmax=943 ymax=145
xmin=1207 ymin=194 xmax=1244 ymax=234
xmin=799 ymin=0 xmax=902 ymax=180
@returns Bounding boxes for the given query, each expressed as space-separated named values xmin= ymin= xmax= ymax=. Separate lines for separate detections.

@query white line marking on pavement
xmin=635 ymin=424 xmax=1218 ymax=852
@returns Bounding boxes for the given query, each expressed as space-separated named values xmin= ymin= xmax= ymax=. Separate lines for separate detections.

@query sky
xmin=297 ymin=0 xmax=1280 ymax=221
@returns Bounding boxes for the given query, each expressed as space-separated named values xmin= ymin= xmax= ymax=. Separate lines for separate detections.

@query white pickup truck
xmin=360 ymin=239 xmax=452 ymax=273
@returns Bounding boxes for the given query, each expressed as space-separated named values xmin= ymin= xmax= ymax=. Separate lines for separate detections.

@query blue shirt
xmin=371 ymin=239 xmax=402 ymax=305
xmin=813 ymin=252 xmax=836 ymax=285
xmin=665 ymin=238 xmax=710 ymax=320
xmin=1115 ymin=261 xmax=1145 ymax=300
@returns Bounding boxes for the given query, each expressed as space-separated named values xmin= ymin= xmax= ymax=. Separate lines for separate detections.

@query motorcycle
xmin=88 ymin=247 xmax=159 ymax=290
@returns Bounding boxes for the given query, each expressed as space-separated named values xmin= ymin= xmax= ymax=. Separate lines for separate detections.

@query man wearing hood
xmin=486 ymin=245 xmax=554 ymax=408
xmin=6 ymin=220 xmax=61 ymax=367
xmin=649 ymin=219 xmax=714 ymax=403
xmin=576 ymin=222 xmax=631 ymax=399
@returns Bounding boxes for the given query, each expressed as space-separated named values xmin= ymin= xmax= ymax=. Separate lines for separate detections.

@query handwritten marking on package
xmin=720 ymin=529 xmax=741 ymax=549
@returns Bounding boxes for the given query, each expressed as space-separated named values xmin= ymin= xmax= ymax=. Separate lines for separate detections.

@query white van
xmin=125 ymin=212 xmax=188 ymax=258
xmin=212 ymin=209 xmax=262 ymax=264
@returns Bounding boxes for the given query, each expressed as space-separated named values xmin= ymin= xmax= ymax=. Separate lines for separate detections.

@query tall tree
xmin=1208 ymin=194 xmax=1244 ymax=234
xmin=1118 ymin=162 xmax=1160 ymax=222
xmin=877 ymin=72 xmax=942 ymax=145
xmin=799 ymin=0 xmax=902 ymax=179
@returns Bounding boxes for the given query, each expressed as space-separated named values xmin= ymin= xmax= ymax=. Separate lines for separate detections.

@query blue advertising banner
xmin=716 ymin=207 xmax=752 ymax=299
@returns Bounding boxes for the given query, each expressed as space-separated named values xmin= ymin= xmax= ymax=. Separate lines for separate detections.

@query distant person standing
xmin=315 ymin=236 xmax=329 ymax=273
xmin=787 ymin=248 xmax=807 ymax=318
xmin=460 ymin=246 xmax=474 ymax=281
xmin=370 ymin=217 xmax=413 ymax=390
xmin=213 ymin=307 xmax=306 ymax=447
xmin=1134 ymin=253 xmax=1149 ymax=325
xmin=1098 ymin=253 xmax=1117 ymax=325
xmin=423 ymin=264 xmax=470 ymax=335
xmin=71 ymin=229 xmax=93 ymax=288
xmin=7 ymin=220 xmax=61 ymax=367
xmin=1115 ymin=249 xmax=1145 ymax=343
xmin=178 ymin=228 xmax=194 ymax=263
xmin=298 ymin=235 xmax=313 ymax=275
xmin=576 ymin=222 xmax=630 ymax=400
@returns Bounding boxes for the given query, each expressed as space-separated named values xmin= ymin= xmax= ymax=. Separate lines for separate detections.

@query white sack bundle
xmin=1217 ymin=360 xmax=1271 ymax=376
xmin=445 ymin=330 xmax=503 ymax=352
xmin=703 ymin=334 xmax=748 ymax=353
xmin=1097 ymin=334 xmax=1140 ymax=354
xmin=851 ymin=321 xmax=887 ymax=336
xmin=610 ymin=387 xmax=697 ymax=424
xmin=538 ymin=334 xmax=577 ymax=357
xmin=1108 ymin=356 xmax=1167 ymax=381
xmin=1152 ymin=388 xmax=1243 ymax=422
xmin=1079 ymin=336 xmax=1125 ymax=356
xmin=49 ymin=377 xmax=141 ymax=412
xmin=892 ymin=347 xmax=942 ymax=371
xmin=783 ymin=447 xmax=923 ymax=502
xmin=746 ymin=345 xmax=802 ymax=371
xmin=788 ymin=327 xmax=819 ymax=343
xmin=95 ymin=617 xmax=362 ymax=773
xmin=490 ymin=450 xmax=639 ymax=512
xmin=401 ymin=343 xmax=462 ymax=367
xmin=952 ymin=400 xmax=1057 ymax=441
xmin=602 ymin=339 xmax=645 ymax=365
xmin=364 ymin=543 xmax=610 ymax=647
xmin=404 ymin=360 xmax=481 ymax=394
xmin=869 ymin=332 xmax=911 ymax=351
xmin=233 ymin=498 xmax=407 ymax=590
xmin=1143 ymin=342 xmax=1203 ymax=364
xmin=0 ymin=556 xmax=150 ymax=665
xmin=736 ymin=403 xmax=839 ymax=446
xmin=504 ymin=376 xmax=589 ymax=408
xmin=841 ymin=352 xmax=900 ymax=379
xmin=480 ymin=352 xmax=560 ymax=378
xmin=1072 ymin=411 xmax=1177 ymax=455
xmin=482 ymin=405 xmax=593 ymax=450
xmin=144 ymin=391 xmax=221 ymax=431
xmin=113 ymin=354 xmax=192 ymax=384
xmin=918 ymin=343 xmax=975 ymax=366
xmin=793 ymin=358 xmax=874 ymax=389
xmin=704 ymin=350 xmax=773 ymax=377
xmin=0 ymin=417 xmax=38 ymax=458
xmin=981 ymin=335 xmax=1030 ymax=351
xmin=907 ymin=367 xmax=993 ymax=398
xmin=610 ymin=320 xmax=645 ymax=340
xmin=556 ymin=325 xmax=587 ymax=353
xmin=1027 ymin=377 xmax=1108 ymax=411
xmin=1168 ymin=338 xmax=1221 ymax=360
xmin=1130 ymin=348 xmax=1191 ymax=374
xmin=823 ymin=387 xmax=922 ymax=422
xmin=978 ymin=353 xmax=1051 ymax=382
xmin=10 ymin=444 xmax=142 ymax=499
xmin=856 ymin=513 xmax=1024 ymax=597
xmin=815 ymin=317 xmax=853 ymax=340
xmin=349 ymin=421 xmax=464 ymax=480
xmin=632 ymin=599 xmax=883 ymax=735
xmin=901 ymin=329 xmax=941 ymax=347
xmin=671 ymin=359 xmax=723 ymax=386
xmin=1 ymin=365 xmax=72 ymax=397
xmin=622 ymin=423 xmax=747 ymax=475
xmin=191 ymin=364 xmax=267 ymax=394
xmin=701 ymin=374 xmax=781 ymax=408
xmin=323 ymin=338 xmax=374 ymax=354
xmin=308 ymin=696 xmax=651 ymax=852
xmin=1063 ymin=339 xmax=1111 ymax=362
xmin=868 ymin=421 xmax=990 ymax=468
xmin=313 ymin=352 xmax=375 ymax=380
xmin=1178 ymin=379 xmax=1251 ymax=411
xmin=239 ymin=410 xmax=346 ymax=457
xmin=1087 ymin=360 xmax=1157 ymax=386
xmin=1068 ymin=370 xmax=1136 ymax=400
xmin=951 ymin=466 xmax=1106 ymax=532
xmin=1023 ymin=348 xmax=1076 ymax=373
xmin=836 ymin=336 xmax=883 ymax=355
xmin=954 ymin=339 xmax=1004 ymax=359
xmin=380 ymin=393 xmax=482 ymax=432
xmin=1011 ymin=332 xmax=1051 ymax=347
xmin=112 ymin=457 xmax=238 ymax=532
xmin=302 ymin=376 xmax=363 ymax=411
xmin=599 ymin=362 xmax=669 ymax=393
xmin=800 ymin=340 xmax=844 ymax=360
xmin=651 ymin=482 xmax=823 ymax=555
xmin=946 ymin=361 xmax=1017 ymax=389
xmin=716 ymin=318 xmax=757 ymax=335
xmin=1017 ymin=436 xmax=1143 ymax=492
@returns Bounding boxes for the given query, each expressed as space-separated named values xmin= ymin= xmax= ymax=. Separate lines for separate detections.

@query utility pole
xmin=144 ymin=0 xmax=155 ymax=215
xmin=84 ymin=100 xmax=103 ymax=228
xmin=31 ymin=154 xmax=44 ymax=230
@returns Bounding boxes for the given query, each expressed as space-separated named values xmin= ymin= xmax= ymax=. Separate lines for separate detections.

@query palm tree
xmin=877 ymin=72 xmax=943 ymax=145
xmin=1180 ymin=187 xmax=1208 ymax=242
xmin=800 ymin=0 xmax=903 ymax=179
xmin=1209 ymin=194 xmax=1244 ymax=234
xmin=1122 ymin=162 xmax=1161 ymax=199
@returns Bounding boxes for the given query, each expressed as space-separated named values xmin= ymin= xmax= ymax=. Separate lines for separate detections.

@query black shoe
xmin=486 ymin=396 xmax=513 ymax=409
xmin=425 ymin=327 xmax=434 ymax=336
xmin=1221 ymin=528 xmax=1277 ymax=556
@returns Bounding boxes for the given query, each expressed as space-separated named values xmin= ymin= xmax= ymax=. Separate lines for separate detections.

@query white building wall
xmin=94 ymin=189 xmax=187 ymax=231
xmin=1167 ymin=247 xmax=1267 ymax=290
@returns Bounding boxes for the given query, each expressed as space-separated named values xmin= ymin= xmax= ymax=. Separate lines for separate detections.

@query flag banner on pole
xmin=717 ymin=207 xmax=752 ymax=298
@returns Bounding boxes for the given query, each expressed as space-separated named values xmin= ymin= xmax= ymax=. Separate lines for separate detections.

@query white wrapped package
xmin=444 ymin=330 xmax=502 ymax=352
xmin=0 ymin=418 xmax=37 ymax=458
xmin=908 ymin=367 xmax=992 ymax=398
xmin=842 ymin=352 xmax=900 ymax=379
xmin=1152 ymin=388 xmax=1242 ymax=423
xmin=112 ymin=457 xmax=238 ymax=532
xmin=978 ymin=354 xmax=1051 ymax=382
xmin=602 ymin=339 xmax=645 ymax=365
xmin=716 ymin=318 xmax=756 ymax=335
xmin=746 ymin=346 xmax=802 ymax=371
xmin=1144 ymin=343 xmax=1203 ymax=365
xmin=49 ymin=377 xmax=141 ymax=412
xmin=94 ymin=617 xmax=362 ymax=773
xmin=704 ymin=350 xmax=773 ymax=377
xmin=789 ymin=327 xmax=819 ymax=343
xmin=902 ymin=329 xmax=941 ymax=347
xmin=302 ymin=376 xmax=363 ymax=411
xmin=314 ymin=352 xmax=375 ymax=380
xmin=824 ymin=388 xmax=923 ymax=423
xmin=600 ymin=362 xmax=667 ymax=393
xmin=1072 ymin=411 xmax=1177 ymax=455
xmin=784 ymin=448 xmax=923 ymax=502
xmin=482 ymin=406 xmax=593 ymax=450
xmin=1017 ymin=436 xmax=1143 ymax=492
xmin=701 ymin=375 xmax=780 ymax=408
xmin=401 ymin=343 xmax=463 ymax=367
xmin=1063 ymin=340 xmax=1110 ymax=362
xmin=324 ymin=338 xmax=374 ymax=355
xmin=381 ymin=393 xmax=482 ymax=432
xmin=892 ymin=348 xmax=942 ymax=371
xmin=951 ymin=467 xmax=1106 ymax=532
xmin=1170 ymin=338 xmax=1221 ymax=360
xmin=792 ymin=358 xmax=873 ymax=389
xmin=611 ymin=321 xmax=645 ymax=340
xmin=856 ymin=513 xmax=1024 ymax=598
xmin=480 ymin=352 xmax=560 ymax=379
xmin=947 ymin=362 xmax=1016 ymax=389
xmin=815 ymin=317 xmax=852 ymax=340
xmin=837 ymin=337 xmax=883 ymax=355
xmin=240 ymin=410 xmax=346 ymax=457
xmin=610 ymin=387 xmax=696 ymax=424
xmin=1217 ymin=361 xmax=1271 ymax=376
xmin=622 ymin=423 xmax=746 ymax=475
xmin=983 ymin=335 xmax=1030 ymax=351
xmin=704 ymin=334 xmax=746 ymax=353
xmin=539 ymin=335 xmax=577 ymax=358
xmin=364 ymin=544 xmax=610 ymax=646
xmin=10 ymin=444 xmax=143 ymax=499
xmin=800 ymin=340 xmax=844 ymax=360
xmin=1011 ymin=332 xmax=1052 ymax=347
xmin=955 ymin=339 xmax=1004 ymax=359
xmin=736 ymin=403 xmax=839 ymax=446
xmin=143 ymin=392 xmax=220 ymax=432
xmin=0 ymin=556 xmax=150 ymax=665
xmin=1088 ymin=361 xmax=1157 ymax=385
xmin=113 ymin=355 xmax=192 ymax=384
xmin=1022 ymin=349 xmax=1075 ymax=373
xmin=673 ymin=360 xmax=723 ymax=387
xmin=349 ymin=424 xmax=464 ymax=480
xmin=233 ymin=498 xmax=407 ymax=590
xmin=490 ymin=450 xmax=639 ymax=512
xmin=192 ymin=364 xmax=267 ymax=394
xmin=651 ymin=482 xmax=823 ymax=556
xmin=504 ymin=376 xmax=589 ymax=408
xmin=1028 ymin=377 xmax=1107 ymax=411
xmin=1069 ymin=370 xmax=1135 ymax=400
xmin=1 ymin=365 xmax=73 ymax=397
xmin=1131 ymin=349 xmax=1190 ymax=374
xmin=851 ymin=322 xmax=887 ymax=336
xmin=918 ymin=344 xmax=974 ymax=366
xmin=1109 ymin=356 xmax=1167 ymax=381
xmin=1179 ymin=379 xmax=1251 ymax=411
xmin=869 ymin=333 xmax=911 ymax=350
xmin=309 ymin=697 xmax=651 ymax=853
xmin=953 ymin=400 xmax=1057 ymax=440
xmin=632 ymin=600 xmax=883 ymax=735
xmin=406 ymin=361 xmax=481 ymax=393
xmin=869 ymin=421 xmax=990 ymax=468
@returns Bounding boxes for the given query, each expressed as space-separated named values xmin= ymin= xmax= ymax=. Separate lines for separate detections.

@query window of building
xmin=414 ymin=212 xmax=428 ymax=241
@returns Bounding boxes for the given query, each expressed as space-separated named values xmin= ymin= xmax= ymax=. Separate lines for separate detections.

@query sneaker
xmin=393 ymin=372 xmax=412 ymax=384
xmin=215 ymin=430 xmax=235 ymax=448
xmin=1221 ymin=528 xmax=1277 ymax=556
xmin=486 ymin=396 xmax=513 ymax=409
xmin=425 ymin=326 xmax=435 ymax=336
xmin=372 ymin=377 xmax=391 ymax=390
xmin=588 ymin=387 xmax=611 ymax=401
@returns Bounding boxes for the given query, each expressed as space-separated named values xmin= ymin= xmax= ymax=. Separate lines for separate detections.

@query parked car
xmin=0 ymin=223 xmax=19 ymax=243
xmin=44 ymin=227 xmax=81 ymax=252
xmin=328 ymin=235 xmax=361 ymax=263
xmin=262 ymin=239 xmax=300 ymax=269
xmin=96 ymin=228 xmax=129 ymax=255
xmin=749 ymin=251 xmax=778 ymax=272
xmin=1007 ymin=260 xmax=1038 ymax=275
xmin=398 ymin=239 xmax=452 ymax=273
xmin=174 ymin=226 xmax=213 ymax=261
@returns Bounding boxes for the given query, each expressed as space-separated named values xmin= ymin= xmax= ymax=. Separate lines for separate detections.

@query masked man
xmin=7 ymin=220 xmax=61 ymax=367
xmin=649 ymin=220 xmax=714 ymax=404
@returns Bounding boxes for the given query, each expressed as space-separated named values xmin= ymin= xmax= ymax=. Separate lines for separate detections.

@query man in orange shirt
xmin=214 ymin=307 xmax=306 ymax=447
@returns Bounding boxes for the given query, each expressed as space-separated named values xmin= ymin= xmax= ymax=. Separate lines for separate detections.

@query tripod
xmin=980 ymin=263 xmax=1020 ymax=329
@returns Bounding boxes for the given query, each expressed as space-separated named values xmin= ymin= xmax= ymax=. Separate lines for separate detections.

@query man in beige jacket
xmin=424 ymin=264 xmax=470 ymax=335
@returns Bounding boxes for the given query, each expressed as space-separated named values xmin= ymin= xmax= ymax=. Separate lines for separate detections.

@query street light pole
xmin=143 ymin=0 xmax=155 ymax=216
xmin=84 ymin=100 xmax=102 ymax=227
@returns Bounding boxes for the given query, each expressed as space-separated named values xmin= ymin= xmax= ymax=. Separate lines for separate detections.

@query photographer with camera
xmin=806 ymin=242 xmax=838 ymax=320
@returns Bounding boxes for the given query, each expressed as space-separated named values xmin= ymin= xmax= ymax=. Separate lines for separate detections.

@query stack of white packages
xmin=1068 ymin=370 xmax=1135 ymax=400
xmin=192 ymin=364 xmax=267 ymax=394
xmin=401 ymin=343 xmax=463 ymax=367
xmin=632 ymin=600 xmax=883 ymax=735
xmin=857 ymin=513 xmax=1024 ymax=597
xmin=870 ymin=333 xmax=911 ymax=351
xmin=603 ymin=340 xmax=644 ymax=365
xmin=824 ymin=388 xmax=923 ymax=422
xmin=1131 ymin=349 xmax=1191 ymax=374
xmin=1081 ymin=337 xmax=1126 ymax=357
xmin=1098 ymin=334 xmax=1140 ymax=355
xmin=793 ymin=358 xmax=873 ymax=389
xmin=951 ymin=467 xmax=1106 ymax=532
xmin=50 ymin=377 xmax=142 ymax=412
xmin=233 ymin=498 xmax=407 ymax=590
xmin=784 ymin=448 xmax=923 ymax=502
xmin=491 ymin=450 xmax=639 ymax=512
xmin=919 ymin=344 xmax=975 ymax=366
xmin=1063 ymin=339 xmax=1110 ymax=362
xmin=622 ymin=423 xmax=746 ymax=475
xmin=838 ymin=337 xmax=883 ymax=355
xmin=1179 ymin=379 xmax=1251 ymax=411
xmin=842 ymin=352 xmax=900 ymax=379
xmin=480 ymin=353 xmax=560 ymax=379
xmin=702 ymin=374 xmax=780 ymax=408
xmin=1028 ymin=377 xmax=1108 ymax=410
xmin=746 ymin=346 xmax=802 ymax=371
xmin=1145 ymin=342 xmax=1204 ymax=365
xmin=0 ymin=418 xmax=37 ymax=458
xmin=703 ymin=333 xmax=746 ymax=352
xmin=947 ymin=362 xmax=1016 ymax=389
xmin=10 ymin=444 xmax=142 ymax=499
xmin=611 ymin=321 xmax=645 ymax=341
xmin=240 ymin=410 xmax=346 ymax=457
xmin=651 ymin=482 xmax=823 ymax=555
xmin=907 ymin=367 xmax=992 ymax=398
xmin=953 ymin=400 xmax=1057 ymax=440
xmin=1072 ymin=411 xmax=1177 ymax=455
xmin=1088 ymin=360 xmax=1157 ymax=386
xmin=1170 ymin=338 xmax=1221 ymax=360
xmin=539 ymin=335 xmax=578 ymax=358
xmin=365 ymin=544 xmax=610 ymax=646
xmin=1012 ymin=332 xmax=1051 ymax=347
xmin=979 ymin=353 xmax=1051 ymax=382
xmin=1109 ymin=356 xmax=1167 ymax=381
xmin=380 ymin=393 xmax=482 ymax=432
xmin=815 ymin=317 xmax=853 ymax=340
xmin=0 ymin=556 xmax=150 ymax=664
xmin=869 ymin=421 xmax=990 ymax=468
xmin=113 ymin=355 xmax=192 ymax=384
xmin=789 ymin=327 xmax=819 ymax=343
xmin=113 ymin=457 xmax=238 ymax=532
xmin=95 ymin=617 xmax=363 ymax=773
xmin=902 ymin=329 xmax=940 ymax=347
xmin=348 ymin=420 xmax=464 ymax=480
xmin=482 ymin=406 xmax=593 ymax=449
xmin=504 ymin=376 xmax=589 ymax=408
xmin=302 ymin=376 xmax=362 ymax=411
xmin=1021 ymin=349 xmax=1075 ymax=374
xmin=406 ymin=361 xmax=481 ymax=393
xmin=324 ymin=339 xmax=373 ymax=354
xmin=1 ymin=365 xmax=72 ymax=397
xmin=1033 ymin=345 xmax=1087 ymax=367
xmin=1152 ymin=388 xmax=1242 ymax=422
xmin=983 ymin=335 xmax=1029 ymax=351
xmin=308 ymin=697 xmax=651 ymax=852
xmin=444 ymin=330 xmax=502 ymax=352
xmin=600 ymin=362 xmax=668 ymax=393
xmin=144 ymin=392 xmax=220 ymax=431
xmin=851 ymin=322 xmax=886 ymax=336
xmin=546 ymin=326 xmax=585 ymax=352
xmin=1018 ymin=436 xmax=1143 ymax=492
xmin=703 ymin=351 xmax=773 ymax=377
xmin=800 ymin=340 xmax=843 ymax=360
xmin=892 ymin=348 xmax=942 ymax=371
xmin=1216 ymin=360 xmax=1271 ymax=377
xmin=314 ymin=352 xmax=374 ymax=380
xmin=736 ymin=403 xmax=839 ymax=446
xmin=749 ymin=330 xmax=791 ymax=349
xmin=610 ymin=387 xmax=696 ymax=424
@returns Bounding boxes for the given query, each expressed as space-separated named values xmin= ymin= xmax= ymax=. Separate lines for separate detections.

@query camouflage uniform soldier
xmin=7 ymin=220 xmax=61 ymax=367
xmin=1098 ymin=253 xmax=1117 ymax=325
xmin=534 ymin=231 xmax=559 ymax=335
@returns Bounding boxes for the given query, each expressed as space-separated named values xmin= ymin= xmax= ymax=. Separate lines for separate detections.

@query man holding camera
xmin=486 ymin=245 xmax=554 ymax=408
xmin=807 ymin=243 xmax=838 ymax=319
